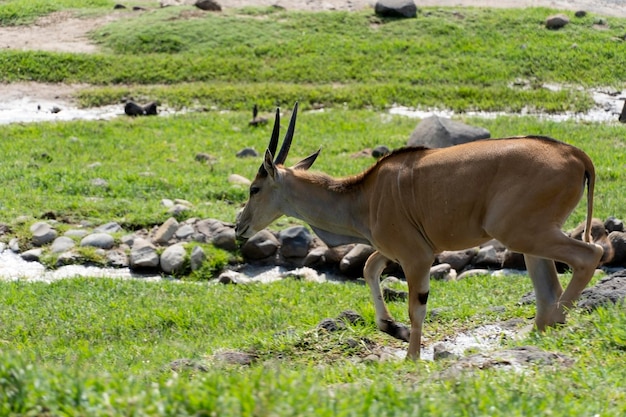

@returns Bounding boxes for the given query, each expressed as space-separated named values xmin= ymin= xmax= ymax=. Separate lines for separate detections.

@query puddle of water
xmin=0 ymin=97 xmax=184 ymax=124
xmin=0 ymin=97 xmax=122 ymax=124
xmin=389 ymin=88 xmax=626 ymax=123
xmin=0 ymin=86 xmax=623 ymax=125
xmin=0 ymin=248 xmax=162 ymax=283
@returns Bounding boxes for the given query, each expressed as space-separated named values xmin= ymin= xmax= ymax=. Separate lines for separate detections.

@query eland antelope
xmin=235 ymin=103 xmax=605 ymax=360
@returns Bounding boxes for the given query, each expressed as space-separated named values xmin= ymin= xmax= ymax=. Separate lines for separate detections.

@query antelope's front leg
xmin=363 ymin=251 xmax=410 ymax=342
xmin=404 ymin=259 xmax=432 ymax=361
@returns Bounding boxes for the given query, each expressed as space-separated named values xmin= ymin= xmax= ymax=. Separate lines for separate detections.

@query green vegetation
xmin=0 ymin=276 xmax=625 ymax=415
xmin=1 ymin=5 xmax=625 ymax=111
xmin=1 ymin=2 xmax=626 ymax=416
xmin=0 ymin=112 xmax=624 ymax=230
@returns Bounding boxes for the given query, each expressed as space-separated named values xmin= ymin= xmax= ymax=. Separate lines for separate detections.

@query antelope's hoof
xmin=381 ymin=319 xmax=410 ymax=342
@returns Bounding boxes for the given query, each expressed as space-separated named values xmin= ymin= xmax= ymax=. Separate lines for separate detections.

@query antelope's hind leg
xmin=363 ymin=251 xmax=410 ymax=342
xmin=524 ymin=255 xmax=564 ymax=330
xmin=522 ymin=230 xmax=603 ymax=330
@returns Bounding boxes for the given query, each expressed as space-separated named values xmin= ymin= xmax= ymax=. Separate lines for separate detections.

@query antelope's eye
xmin=250 ymin=186 xmax=260 ymax=196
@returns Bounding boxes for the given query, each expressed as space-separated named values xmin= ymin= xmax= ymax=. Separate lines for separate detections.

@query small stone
xmin=21 ymin=248 xmax=43 ymax=262
xmin=31 ymin=222 xmax=57 ymax=246
xmin=50 ymin=236 xmax=75 ymax=254
xmin=153 ymin=217 xmax=179 ymax=244
xmin=64 ymin=229 xmax=89 ymax=238
xmin=372 ymin=145 xmax=390 ymax=158
xmin=175 ymin=224 xmax=195 ymax=240
xmin=236 ymin=147 xmax=258 ymax=158
xmin=190 ymin=246 xmax=206 ymax=271
xmin=80 ymin=233 xmax=115 ymax=249
xmin=94 ymin=222 xmax=122 ymax=234
xmin=130 ymin=238 xmax=160 ymax=270
xmin=160 ymin=243 xmax=187 ymax=274
xmin=241 ymin=230 xmax=279 ymax=260
xmin=228 ymin=174 xmax=251 ymax=186
xmin=546 ymin=14 xmax=570 ymax=29
xmin=195 ymin=0 xmax=221 ymax=11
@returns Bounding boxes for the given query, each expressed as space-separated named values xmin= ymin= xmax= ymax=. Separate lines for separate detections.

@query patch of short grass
xmin=0 ymin=111 xmax=624 ymax=233
xmin=1 ymin=7 xmax=625 ymax=112
xmin=0 ymin=276 xmax=625 ymax=416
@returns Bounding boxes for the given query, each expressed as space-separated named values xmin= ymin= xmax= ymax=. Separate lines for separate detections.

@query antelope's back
xmin=367 ymin=136 xmax=592 ymax=251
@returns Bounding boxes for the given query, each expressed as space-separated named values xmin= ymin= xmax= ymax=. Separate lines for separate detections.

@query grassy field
xmin=1 ymin=1 xmax=626 ymax=415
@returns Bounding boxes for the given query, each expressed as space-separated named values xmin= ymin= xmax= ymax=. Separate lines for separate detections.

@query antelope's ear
xmin=263 ymin=149 xmax=277 ymax=179
xmin=293 ymin=148 xmax=321 ymax=171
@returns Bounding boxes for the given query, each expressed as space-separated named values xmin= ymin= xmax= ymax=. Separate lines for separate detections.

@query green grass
xmin=0 ymin=276 xmax=625 ymax=415
xmin=0 ymin=111 xmax=624 ymax=231
xmin=1 ymin=6 xmax=625 ymax=111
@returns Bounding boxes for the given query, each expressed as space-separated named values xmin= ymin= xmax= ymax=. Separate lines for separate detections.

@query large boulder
xmin=407 ymin=115 xmax=490 ymax=148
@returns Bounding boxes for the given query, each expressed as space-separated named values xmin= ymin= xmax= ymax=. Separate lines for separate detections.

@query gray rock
xmin=175 ymin=224 xmax=195 ymax=240
xmin=64 ymin=229 xmax=89 ymax=238
xmin=195 ymin=152 xmax=215 ymax=163
xmin=608 ymin=231 xmax=626 ymax=266
xmin=279 ymin=226 xmax=313 ymax=258
xmin=190 ymin=245 xmax=206 ymax=271
xmin=8 ymin=237 xmax=20 ymax=252
xmin=91 ymin=178 xmax=108 ymax=188
xmin=502 ymin=250 xmax=526 ymax=270
xmin=211 ymin=227 xmax=237 ymax=252
xmin=160 ymin=243 xmax=187 ymax=274
xmin=50 ymin=236 xmax=75 ymax=254
xmin=218 ymin=270 xmax=252 ymax=285
xmin=129 ymin=238 xmax=160 ymax=270
xmin=303 ymin=246 xmax=328 ymax=268
xmin=241 ymin=230 xmax=279 ymax=260
xmin=546 ymin=13 xmax=570 ymax=29
xmin=168 ymin=204 xmax=190 ymax=216
xmin=437 ymin=248 xmax=477 ymax=271
xmin=21 ymin=248 xmax=43 ymax=262
xmin=374 ymin=0 xmax=417 ymax=18
xmin=438 ymin=346 xmax=573 ymax=379
xmin=80 ymin=233 xmax=115 ymax=249
xmin=124 ymin=101 xmax=145 ymax=116
xmin=236 ymin=147 xmax=258 ymax=158
xmin=473 ymin=245 xmax=500 ymax=267
xmin=94 ymin=222 xmax=122 ymax=234
xmin=372 ymin=145 xmax=390 ymax=158
xmin=196 ymin=218 xmax=223 ymax=238
xmin=407 ymin=115 xmax=490 ymax=148
xmin=578 ymin=272 xmax=626 ymax=311
xmin=228 ymin=174 xmax=251 ymax=186
xmin=340 ymin=244 xmax=375 ymax=277
xmin=430 ymin=263 xmax=456 ymax=281
xmin=457 ymin=269 xmax=490 ymax=280
xmin=107 ymin=249 xmax=129 ymax=268
xmin=154 ymin=217 xmax=179 ymax=244
xmin=195 ymin=0 xmax=221 ymax=11
xmin=31 ymin=222 xmax=57 ymax=246
xmin=605 ymin=216 xmax=624 ymax=233
xmin=55 ymin=251 xmax=79 ymax=267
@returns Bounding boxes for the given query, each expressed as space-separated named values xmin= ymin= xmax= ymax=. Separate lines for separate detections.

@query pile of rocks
xmin=4 ymin=212 xmax=626 ymax=281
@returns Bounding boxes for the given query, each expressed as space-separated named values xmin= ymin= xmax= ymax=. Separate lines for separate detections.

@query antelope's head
xmin=235 ymin=103 xmax=320 ymax=240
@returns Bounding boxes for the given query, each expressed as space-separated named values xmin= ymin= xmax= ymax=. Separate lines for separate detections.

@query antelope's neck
xmin=281 ymin=174 xmax=371 ymax=242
